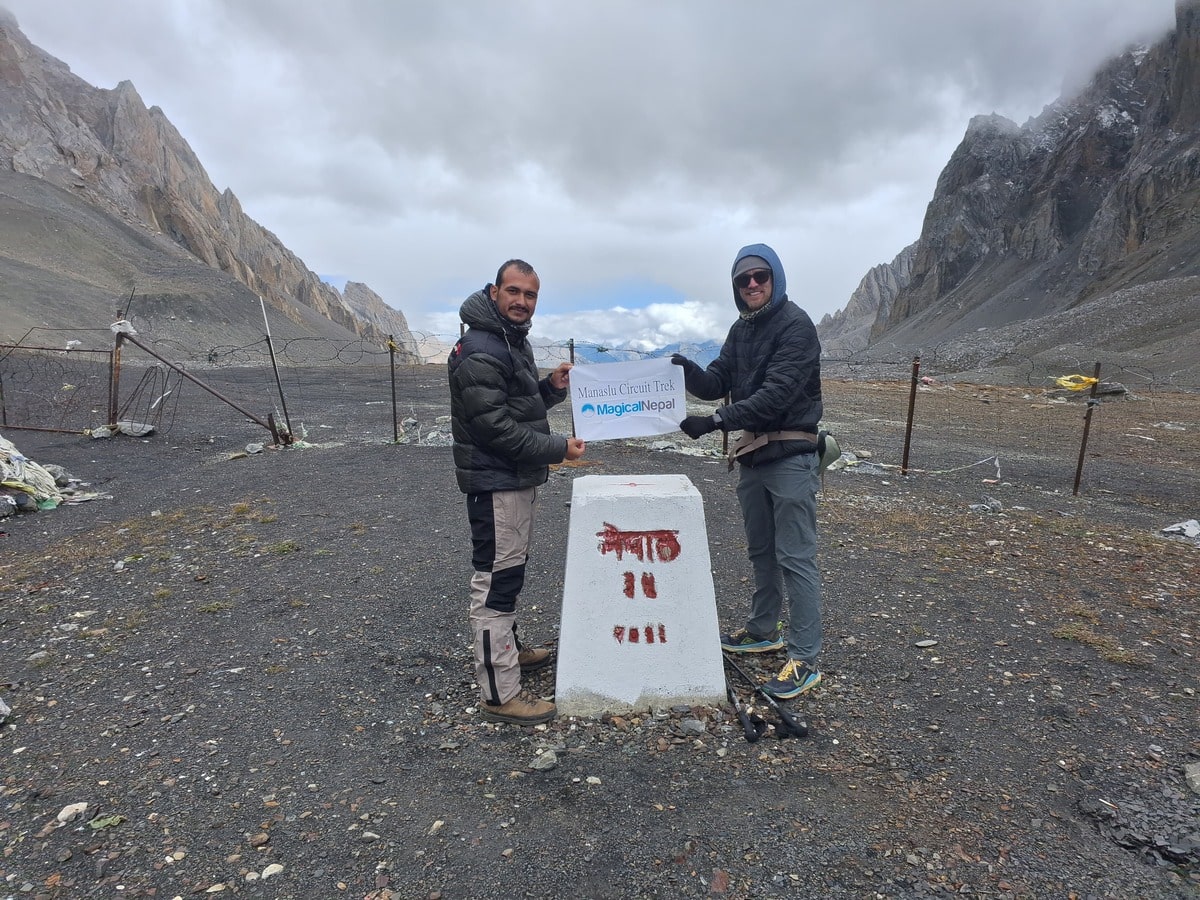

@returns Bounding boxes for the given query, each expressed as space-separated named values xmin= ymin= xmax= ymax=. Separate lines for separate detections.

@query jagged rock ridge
xmin=818 ymin=244 xmax=914 ymax=353
xmin=341 ymin=282 xmax=420 ymax=360
xmin=0 ymin=10 xmax=417 ymax=361
xmin=820 ymin=1 xmax=1200 ymax=383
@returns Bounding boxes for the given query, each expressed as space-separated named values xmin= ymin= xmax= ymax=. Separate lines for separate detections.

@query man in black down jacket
xmin=673 ymin=243 xmax=826 ymax=701
xmin=448 ymin=259 xmax=586 ymax=725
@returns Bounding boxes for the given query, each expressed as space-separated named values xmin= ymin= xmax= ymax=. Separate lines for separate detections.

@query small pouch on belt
xmin=727 ymin=430 xmax=818 ymax=470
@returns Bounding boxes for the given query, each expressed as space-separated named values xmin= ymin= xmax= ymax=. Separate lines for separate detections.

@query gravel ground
xmin=2 ymin=367 xmax=1198 ymax=899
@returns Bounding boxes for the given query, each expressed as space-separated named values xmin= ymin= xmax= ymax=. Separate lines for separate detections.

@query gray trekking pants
xmin=736 ymin=452 xmax=823 ymax=663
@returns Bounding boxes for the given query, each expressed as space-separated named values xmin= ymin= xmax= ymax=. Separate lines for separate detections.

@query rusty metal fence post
xmin=259 ymin=297 xmax=292 ymax=439
xmin=388 ymin=333 xmax=399 ymax=443
xmin=108 ymin=332 xmax=124 ymax=427
xmin=1072 ymin=361 xmax=1103 ymax=496
xmin=901 ymin=353 xmax=920 ymax=476
xmin=568 ymin=338 xmax=576 ymax=437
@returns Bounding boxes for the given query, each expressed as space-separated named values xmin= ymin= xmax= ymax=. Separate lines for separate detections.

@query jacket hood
xmin=459 ymin=285 xmax=532 ymax=338
xmin=459 ymin=287 xmax=498 ymax=332
xmin=730 ymin=243 xmax=786 ymax=313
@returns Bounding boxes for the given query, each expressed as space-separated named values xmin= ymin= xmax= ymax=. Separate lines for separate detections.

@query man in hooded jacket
xmin=672 ymin=243 xmax=825 ymax=699
xmin=448 ymin=259 xmax=585 ymax=725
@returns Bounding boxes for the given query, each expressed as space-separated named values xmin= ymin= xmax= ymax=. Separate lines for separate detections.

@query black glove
xmin=680 ymin=415 xmax=718 ymax=439
xmin=670 ymin=353 xmax=701 ymax=378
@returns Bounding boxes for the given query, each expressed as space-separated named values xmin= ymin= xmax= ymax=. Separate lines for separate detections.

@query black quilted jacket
xmin=447 ymin=288 xmax=568 ymax=493
xmin=683 ymin=297 xmax=823 ymax=468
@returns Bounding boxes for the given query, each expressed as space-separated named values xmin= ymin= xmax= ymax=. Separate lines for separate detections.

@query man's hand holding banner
xmin=569 ymin=357 xmax=688 ymax=441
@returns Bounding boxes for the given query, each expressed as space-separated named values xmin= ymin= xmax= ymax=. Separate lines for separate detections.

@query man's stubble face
xmin=491 ymin=268 xmax=540 ymax=324
xmin=738 ymin=271 xmax=772 ymax=311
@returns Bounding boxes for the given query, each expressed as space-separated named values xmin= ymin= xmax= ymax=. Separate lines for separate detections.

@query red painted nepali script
xmin=596 ymin=523 xmax=681 ymax=562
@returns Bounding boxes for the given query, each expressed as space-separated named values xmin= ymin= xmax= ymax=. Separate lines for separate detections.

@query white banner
xmin=569 ymin=358 xmax=687 ymax=441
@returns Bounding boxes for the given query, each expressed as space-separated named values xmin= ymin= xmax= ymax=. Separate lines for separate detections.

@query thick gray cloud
xmin=4 ymin=0 xmax=1176 ymax=346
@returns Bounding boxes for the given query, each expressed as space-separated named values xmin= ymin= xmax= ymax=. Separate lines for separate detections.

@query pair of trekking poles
xmin=724 ymin=652 xmax=808 ymax=743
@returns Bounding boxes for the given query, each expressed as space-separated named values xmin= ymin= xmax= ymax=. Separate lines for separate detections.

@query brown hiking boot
xmin=481 ymin=689 xmax=556 ymax=725
xmin=517 ymin=646 xmax=552 ymax=672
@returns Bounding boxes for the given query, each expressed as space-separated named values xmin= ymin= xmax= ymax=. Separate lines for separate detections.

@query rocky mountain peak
xmin=963 ymin=113 xmax=1020 ymax=140
xmin=0 ymin=14 xmax=418 ymax=360
xmin=817 ymin=7 xmax=1200 ymax=382
xmin=341 ymin=281 xmax=420 ymax=359
xmin=818 ymin=244 xmax=914 ymax=353
xmin=1170 ymin=0 xmax=1200 ymax=129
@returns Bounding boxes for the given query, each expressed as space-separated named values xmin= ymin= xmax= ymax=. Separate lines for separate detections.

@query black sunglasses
xmin=734 ymin=269 xmax=771 ymax=289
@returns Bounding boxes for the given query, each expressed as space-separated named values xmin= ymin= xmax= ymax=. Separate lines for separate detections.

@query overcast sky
xmin=4 ymin=1 xmax=1177 ymax=349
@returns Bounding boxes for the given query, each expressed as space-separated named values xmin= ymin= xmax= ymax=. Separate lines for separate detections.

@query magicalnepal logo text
xmin=580 ymin=398 xmax=677 ymax=418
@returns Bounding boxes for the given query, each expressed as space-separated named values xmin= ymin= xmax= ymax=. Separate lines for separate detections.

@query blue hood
xmin=730 ymin=243 xmax=786 ymax=314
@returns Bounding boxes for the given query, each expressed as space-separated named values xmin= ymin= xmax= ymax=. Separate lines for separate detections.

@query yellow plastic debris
xmin=1054 ymin=374 xmax=1099 ymax=391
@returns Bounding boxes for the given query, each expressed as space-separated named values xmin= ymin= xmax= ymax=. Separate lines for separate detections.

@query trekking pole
xmin=723 ymin=653 xmax=809 ymax=739
xmin=726 ymin=681 xmax=766 ymax=743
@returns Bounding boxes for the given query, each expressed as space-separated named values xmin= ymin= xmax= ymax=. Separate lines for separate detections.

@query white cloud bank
xmin=3 ymin=0 xmax=1176 ymax=346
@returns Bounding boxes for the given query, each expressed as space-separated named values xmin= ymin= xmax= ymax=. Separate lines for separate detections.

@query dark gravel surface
xmin=2 ymin=367 xmax=1198 ymax=899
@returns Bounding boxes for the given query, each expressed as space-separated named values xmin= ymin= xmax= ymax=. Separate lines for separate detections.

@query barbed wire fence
xmin=817 ymin=345 xmax=1199 ymax=506
xmin=0 ymin=328 xmax=115 ymax=436
xmin=2 ymin=328 xmax=1196 ymax=502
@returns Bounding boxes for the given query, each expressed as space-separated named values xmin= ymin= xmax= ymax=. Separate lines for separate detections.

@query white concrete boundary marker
xmin=556 ymin=474 xmax=726 ymax=716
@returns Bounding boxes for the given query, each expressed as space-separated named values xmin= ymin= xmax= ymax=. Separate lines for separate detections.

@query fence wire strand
xmin=2 ymin=330 xmax=1196 ymax=504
